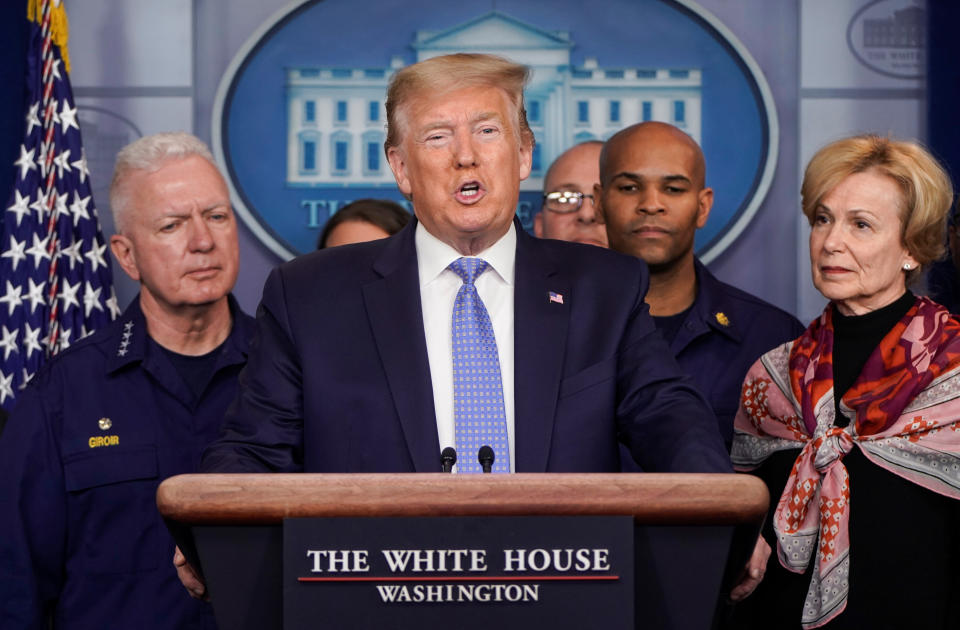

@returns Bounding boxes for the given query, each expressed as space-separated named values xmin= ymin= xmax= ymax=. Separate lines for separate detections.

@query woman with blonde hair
xmin=732 ymin=134 xmax=960 ymax=628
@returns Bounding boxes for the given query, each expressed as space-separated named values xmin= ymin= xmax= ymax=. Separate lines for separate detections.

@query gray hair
xmin=109 ymin=132 xmax=217 ymax=233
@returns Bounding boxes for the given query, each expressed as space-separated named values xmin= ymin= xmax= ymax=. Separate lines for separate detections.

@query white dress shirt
xmin=416 ymin=222 xmax=516 ymax=472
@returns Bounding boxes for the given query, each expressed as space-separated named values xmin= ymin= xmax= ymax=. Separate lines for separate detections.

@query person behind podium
xmin=201 ymin=52 xmax=729 ymax=476
xmin=0 ymin=132 xmax=255 ymax=628
xmin=181 ymin=50 xmax=732 ymax=601
xmin=731 ymin=135 xmax=960 ymax=628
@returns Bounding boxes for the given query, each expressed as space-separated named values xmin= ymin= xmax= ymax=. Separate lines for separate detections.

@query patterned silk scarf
xmin=732 ymin=296 xmax=960 ymax=628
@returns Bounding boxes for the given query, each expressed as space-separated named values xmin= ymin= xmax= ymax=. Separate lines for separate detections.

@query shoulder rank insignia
xmin=117 ymin=321 xmax=134 ymax=357
xmin=714 ymin=312 xmax=730 ymax=327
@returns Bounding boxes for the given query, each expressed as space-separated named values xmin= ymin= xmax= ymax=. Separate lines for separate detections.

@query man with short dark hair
xmin=595 ymin=121 xmax=804 ymax=451
xmin=595 ymin=121 xmax=801 ymax=602
xmin=0 ymin=132 xmax=254 ymax=628
xmin=535 ymin=141 xmax=607 ymax=247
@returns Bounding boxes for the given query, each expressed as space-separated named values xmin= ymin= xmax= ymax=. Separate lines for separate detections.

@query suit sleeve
xmin=201 ymin=266 xmax=305 ymax=472
xmin=615 ymin=266 xmax=733 ymax=473
xmin=0 ymin=375 xmax=67 ymax=629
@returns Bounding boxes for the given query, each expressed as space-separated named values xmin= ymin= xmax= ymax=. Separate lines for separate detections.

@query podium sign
xmin=159 ymin=473 xmax=769 ymax=630
xmin=283 ymin=516 xmax=633 ymax=630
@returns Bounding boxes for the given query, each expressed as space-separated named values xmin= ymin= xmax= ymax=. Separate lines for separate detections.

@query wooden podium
xmin=157 ymin=473 xmax=768 ymax=630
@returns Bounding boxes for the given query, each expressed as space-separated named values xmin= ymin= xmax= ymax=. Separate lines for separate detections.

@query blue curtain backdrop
xmin=1 ymin=3 xmax=29 ymax=206
xmin=928 ymin=3 xmax=960 ymax=191
xmin=1 ymin=3 xmax=956 ymax=264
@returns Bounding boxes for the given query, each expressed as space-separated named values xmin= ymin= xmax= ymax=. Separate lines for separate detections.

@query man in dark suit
xmin=199 ymin=53 xmax=729 ymax=477
xmin=178 ymin=50 xmax=731 ymax=600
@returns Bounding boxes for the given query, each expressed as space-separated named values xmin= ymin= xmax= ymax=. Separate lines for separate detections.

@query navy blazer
xmin=203 ymin=220 xmax=730 ymax=474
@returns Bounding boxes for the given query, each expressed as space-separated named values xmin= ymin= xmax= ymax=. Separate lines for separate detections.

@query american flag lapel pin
xmin=548 ymin=291 xmax=564 ymax=305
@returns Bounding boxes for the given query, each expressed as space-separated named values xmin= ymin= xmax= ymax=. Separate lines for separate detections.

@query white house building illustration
xmin=285 ymin=11 xmax=702 ymax=190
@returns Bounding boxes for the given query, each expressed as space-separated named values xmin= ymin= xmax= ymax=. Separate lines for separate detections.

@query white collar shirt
xmin=415 ymin=221 xmax=516 ymax=473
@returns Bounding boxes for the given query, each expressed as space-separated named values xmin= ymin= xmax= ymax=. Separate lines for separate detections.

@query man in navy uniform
xmin=595 ymin=121 xmax=804 ymax=451
xmin=0 ymin=132 xmax=254 ymax=628
xmin=594 ymin=121 xmax=801 ymax=602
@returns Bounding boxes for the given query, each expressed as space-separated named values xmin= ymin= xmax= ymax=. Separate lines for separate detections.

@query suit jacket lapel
xmin=362 ymin=222 xmax=441 ymax=472
xmin=513 ymin=228 xmax=570 ymax=472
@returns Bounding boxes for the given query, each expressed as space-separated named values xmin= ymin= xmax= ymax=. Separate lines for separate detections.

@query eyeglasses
xmin=542 ymin=191 xmax=595 ymax=214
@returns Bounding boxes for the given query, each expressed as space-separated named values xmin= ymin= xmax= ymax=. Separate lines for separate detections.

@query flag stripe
xmin=0 ymin=0 xmax=118 ymax=408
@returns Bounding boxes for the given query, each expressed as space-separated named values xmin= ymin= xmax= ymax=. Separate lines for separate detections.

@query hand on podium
xmin=729 ymin=535 xmax=770 ymax=602
xmin=174 ymin=546 xmax=210 ymax=601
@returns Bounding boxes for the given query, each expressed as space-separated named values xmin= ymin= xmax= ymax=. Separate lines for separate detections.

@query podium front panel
xmin=283 ymin=516 xmax=633 ymax=630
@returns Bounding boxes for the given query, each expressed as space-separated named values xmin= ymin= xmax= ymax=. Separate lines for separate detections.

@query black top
xmin=831 ymin=291 xmax=915 ymax=426
xmin=727 ymin=293 xmax=960 ymax=629
xmin=651 ymin=303 xmax=694 ymax=347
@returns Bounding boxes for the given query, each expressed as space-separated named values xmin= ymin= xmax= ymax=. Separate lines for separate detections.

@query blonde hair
xmin=801 ymin=134 xmax=954 ymax=279
xmin=109 ymin=132 xmax=217 ymax=233
xmin=384 ymin=53 xmax=535 ymax=154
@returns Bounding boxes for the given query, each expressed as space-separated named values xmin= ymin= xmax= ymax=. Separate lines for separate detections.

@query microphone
xmin=440 ymin=447 xmax=457 ymax=473
xmin=478 ymin=445 xmax=495 ymax=473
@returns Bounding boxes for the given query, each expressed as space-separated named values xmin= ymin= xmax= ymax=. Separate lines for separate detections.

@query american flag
xmin=0 ymin=0 xmax=119 ymax=409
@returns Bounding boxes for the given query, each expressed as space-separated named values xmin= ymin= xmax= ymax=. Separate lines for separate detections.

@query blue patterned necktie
xmin=449 ymin=257 xmax=510 ymax=473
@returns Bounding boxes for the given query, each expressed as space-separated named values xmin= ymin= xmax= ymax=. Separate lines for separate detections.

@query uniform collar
xmin=105 ymin=297 xmax=149 ymax=373
xmin=673 ymin=259 xmax=742 ymax=350
xmin=105 ymin=293 xmax=252 ymax=374
xmin=691 ymin=259 xmax=742 ymax=341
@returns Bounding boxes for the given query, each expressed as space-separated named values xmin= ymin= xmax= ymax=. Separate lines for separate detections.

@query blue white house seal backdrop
xmin=213 ymin=0 xmax=777 ymax=260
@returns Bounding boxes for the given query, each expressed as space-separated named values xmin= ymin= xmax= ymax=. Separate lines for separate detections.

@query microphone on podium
xmin=478 ymin=446 xmax=495 ymax=473
xmin=440 ymin=447 xmax=457 ymax=473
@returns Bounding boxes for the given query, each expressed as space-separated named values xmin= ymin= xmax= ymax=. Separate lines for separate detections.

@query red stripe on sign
xmin=298 ymin=575 xmax=619 ymax=583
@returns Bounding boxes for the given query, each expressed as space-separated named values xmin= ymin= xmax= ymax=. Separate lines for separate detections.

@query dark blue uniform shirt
xmin=624 ymin=260 xmax=803 ymax=469
xmin=0 ymin=295 xmax=254 ymax=629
